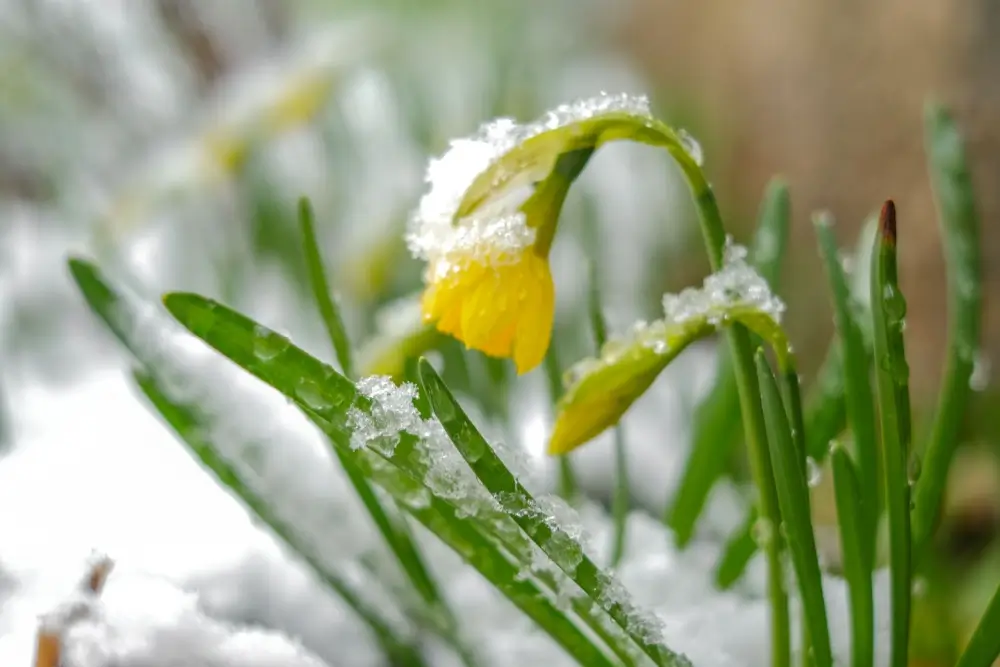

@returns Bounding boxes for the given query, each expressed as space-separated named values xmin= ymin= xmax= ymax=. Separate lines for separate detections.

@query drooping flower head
xmin=406 ymin=94 xmax=655 ymax=373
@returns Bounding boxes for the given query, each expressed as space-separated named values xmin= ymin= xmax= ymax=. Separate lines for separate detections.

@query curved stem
xmin=675 ymin=161 xmax=790 ymax=667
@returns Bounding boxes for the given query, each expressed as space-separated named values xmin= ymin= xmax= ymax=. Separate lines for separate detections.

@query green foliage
xmin=64 ymin=91 xmax=1000 ymax=667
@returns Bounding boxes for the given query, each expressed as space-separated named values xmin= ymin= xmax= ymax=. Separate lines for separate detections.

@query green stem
xmin=544 ymin=347 xmax=578 ymax=501
xmin=582 ymin=198 xmax=629 ymax=567
xmin=870 ymin=201 xmax=912 ymax=667
xmin=681 ymin=169 xmax=790 ymax=667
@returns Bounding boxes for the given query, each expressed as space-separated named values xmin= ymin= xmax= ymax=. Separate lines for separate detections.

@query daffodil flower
xmin=421 ymin=242 xmax=555 ymax=374
xmin=548 ymin=240 xmax=790 ymax=455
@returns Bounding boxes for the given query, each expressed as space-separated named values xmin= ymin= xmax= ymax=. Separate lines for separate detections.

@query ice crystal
xmin=662 ymin=237 xmax=785 ymax=326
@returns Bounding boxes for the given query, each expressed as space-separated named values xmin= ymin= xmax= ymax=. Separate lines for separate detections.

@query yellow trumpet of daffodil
xmin=408 ymin=116 xmax=594 ymax=373
xmin=421 ymin=241 xmax=555 ymax=375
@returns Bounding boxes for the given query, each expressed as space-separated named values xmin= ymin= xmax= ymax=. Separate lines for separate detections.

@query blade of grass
xmin=830 ymin=443 xmax=874 ymax=667
xmin=134 ymin=371 xmax=427 ymax=667
xmin=299 ymin=196 xmax=355 ymax=378
xmin=67 ymin=258 xmax=428 ymax=666
xmin=912 ymin=103 xmax=982 ymax=555
xmin=715 ymin=505 xmax=759 ymax=589
xmin=870 ymin=200 xmax=912 ymax=667
xmin=715 ymin=341 xmax=845 ymax=590
xmin=814 ymin=212 xmax=879 ymax=555
xmin=418 ymin=358 xmax=688 ymax=667
xmin=955 ymin=580 xmax=1000 ymax=667
xmin=581 ymin=208 xmax=629 ymax=567
xmin=667 ymin=177 xmax=790 ymax=545
xmin=298 ymin=198 xmax=474 ymax=663
xmin=141 ymin=367 xmax=614 ymax=667
xmin=756 ymin=350 xmax=832 ymax=667
xmin=162 ymin=291 xmax=667 ymax=666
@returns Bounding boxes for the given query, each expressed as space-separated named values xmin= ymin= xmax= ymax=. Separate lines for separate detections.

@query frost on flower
xmin=661 ymin=237 xmax=785 ymax=328
xmin=405 ymin=92 xmax=653 ymax=274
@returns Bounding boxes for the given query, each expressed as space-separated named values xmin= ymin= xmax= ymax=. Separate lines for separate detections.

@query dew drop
xmin=806 ymin=457 xmax=822 ymax=487
xmin=295 ymin=377 xmax=332 ymax=411
xmin=253 ymin=325 xmax=289 ymax=361
xmin=678 ymin=129 xmax=704 ymax=166
xmin=970 ymin=351 xmax=991 ymax=392
xmin=907 ymin=454 xmax=922 ymax=485
xmin=751 ymin=517 xmax=774 ymax=547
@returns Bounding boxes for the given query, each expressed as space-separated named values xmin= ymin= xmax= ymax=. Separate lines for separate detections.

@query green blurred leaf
xmin=913 ymin=103 xmax=982 ymax=555
xmin=869 ymin=201 xmax=912 ymax=667
xmin=299 ymin=196 xmax=356 ymax=378
xmin=756 ymin=351 xmax=832 ymax=667
xmin=830 ymin=444 xmax=874 ymax=667
xmin=955 ymin=581 xmax=1000 ymax=667
xmin=134 ymin=371 xmax=428 ymax=667
xmin=814 ymin=212 xmax=879 ymax=552
xmin=67 ymin=258 xmax=425 ymax=666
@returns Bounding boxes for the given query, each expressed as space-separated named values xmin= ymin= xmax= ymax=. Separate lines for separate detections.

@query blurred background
xmin=0 ymin=0 xmax=997 ymax=664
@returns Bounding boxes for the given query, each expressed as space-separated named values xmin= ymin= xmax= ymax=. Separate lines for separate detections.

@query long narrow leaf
xmin=869 ymin=201 xmax=912 ymax=667
xmin=955 ymin=581 xmax=1000 ymax=667
xmin=67 ymin=258 xmax=425 ymax=665
xmin=134 ymin=371 xmax=426 ymax=666
xmin=668 ymin=178 xmax=790 ymax=544
xmin=419 ymin=359 xmax=688 ymax=667
xmin=756 ymin=351 xmax=832 ymax=667
xmin=830 ymin=444 xmax=874 ymax=667
xmin=162 ymin=292 xmax=664 ymax=666
xmin=912 ymin=103 xmax=982 ymax=554
xmin=814 ymin=213 xmax=879 ymax=553
xmin=582 ymin=203 xmax=629 ymax=567
xmin=299 ymin=197 xmax=355 ymax=378
xmin=298 ymin=197 xmax=468 ymax=660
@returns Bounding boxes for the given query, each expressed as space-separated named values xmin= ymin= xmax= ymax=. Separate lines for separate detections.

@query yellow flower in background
xmin=421 ymin=246 xmax=555 ymax=374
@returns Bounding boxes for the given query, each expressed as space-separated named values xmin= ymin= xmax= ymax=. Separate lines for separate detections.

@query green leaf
xmin=161 ymin=292 xmax=650 ymax=666
xmin=67 ymin=259 xmax=426 ymax=666
xmin=299 ymin=199 xmax=470 ymax=658
xmin=912 ymin=103 xmax=982 ymax=554
xmin=830 ymin=444 xmax=874 ymax=667
xmin=715 ymin=505 xmax=759 ymax=589
xmin=298 ymin=196 xmax=356 ymax=378
xmin=550 ymin=300 xmax=791 ymax=456
xmin=814 ymin=213 xmax=879 ymax=553
xmin=581 ymin=202 xmax=629 ymax=567
xmin=419 ymin=358 xmax=689 ymax=667
xmin=543 ymin=347 xmax=578 ymax=501
xmin=455 ymin=105 xmax=700 ymax=228
xmin=668 ymin=177 xmax=790 ymax=545
xmin=133 ymin=371 xmax=427 ymax=667
xmin=869 ymin=201 xmax=912 ymax=667
xmin=804 ymin=335 xmax=848 ymax=463
xmin=955 ymin=581 xmax=1000 ymax=667
xmin=756 ymin=351 xmax=832 ymax=667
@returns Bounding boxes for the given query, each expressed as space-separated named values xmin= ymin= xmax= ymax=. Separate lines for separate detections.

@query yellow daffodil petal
xmin=421 ymin=249 xmax=554 ymax=374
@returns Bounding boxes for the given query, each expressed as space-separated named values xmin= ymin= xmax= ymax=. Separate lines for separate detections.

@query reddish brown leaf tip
xmin=880 ymin=199 xmax=897 ymax=244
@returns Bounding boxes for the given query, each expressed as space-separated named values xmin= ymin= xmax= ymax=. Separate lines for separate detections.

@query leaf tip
xmin=879 ymin=200 xmax=897 ymax=245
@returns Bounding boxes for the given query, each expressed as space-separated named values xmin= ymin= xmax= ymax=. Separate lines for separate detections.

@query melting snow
xmin=405 ymin=93 xmax=653 ymax=278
